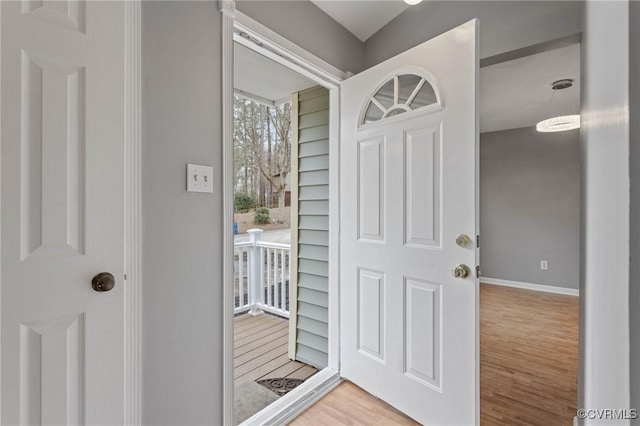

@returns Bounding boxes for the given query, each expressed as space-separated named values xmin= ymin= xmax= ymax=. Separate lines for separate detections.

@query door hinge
xmin=476 ymin=265 xmax=481 ymax=278
xmin=476 ymin=235 xmax=480 ymax=248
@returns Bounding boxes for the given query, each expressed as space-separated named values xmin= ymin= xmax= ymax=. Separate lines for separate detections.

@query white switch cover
xmin=187 ymin=164 xmax=214 ymax=193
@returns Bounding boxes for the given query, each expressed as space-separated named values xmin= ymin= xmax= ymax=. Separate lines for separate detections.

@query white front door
xmin=1 ymin=1 xmax=126 ymax=424
xmin=340 ymin=20 xmax=478 ymax=425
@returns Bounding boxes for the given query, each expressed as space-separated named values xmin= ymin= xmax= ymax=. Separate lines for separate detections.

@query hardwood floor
xmin=234 ymin=313 xmax=317 ymax=387
xmin=289 ymin=284 xmax=578 ymax=426
xmin=480 ymin=284 xmax=578 ymax=425
xmin=290 ymin=381 xmax=419 ymax=425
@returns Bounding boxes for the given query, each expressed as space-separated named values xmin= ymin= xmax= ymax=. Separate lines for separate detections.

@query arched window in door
xmin=361 ymin=73 xmax=441 ymax=125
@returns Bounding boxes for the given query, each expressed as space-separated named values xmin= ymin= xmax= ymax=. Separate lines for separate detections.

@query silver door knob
xmin=92 ymin=272 xmax=116 ymax=292
xmin=452 ymin=264 xmax=471 ymax=279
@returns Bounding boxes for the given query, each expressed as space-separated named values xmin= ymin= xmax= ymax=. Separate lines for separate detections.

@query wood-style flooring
xmin=234 ymin=313 xmax=316 ymax=387
xmin=290 ymin=284 xmax=579 ymax=425
xmin=480 ymin=284 xmax=578 ymax=425
xmin=290 ymin=381 xmax=419 ymax=425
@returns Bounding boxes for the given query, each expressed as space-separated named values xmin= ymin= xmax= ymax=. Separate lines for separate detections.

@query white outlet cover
xmin=187 ymin=164 xmax=214 ymax=193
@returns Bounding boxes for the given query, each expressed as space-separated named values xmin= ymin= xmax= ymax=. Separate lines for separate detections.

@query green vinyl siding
xmin=299 ymin=156 xmax=330 ymax=173
xmin=294 ymin=86 xmax=330 ymax=369
xmin=299 ymin=140 xmax=330 ymax=157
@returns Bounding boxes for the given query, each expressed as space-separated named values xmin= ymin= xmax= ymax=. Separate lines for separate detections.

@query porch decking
xmin=234 ymin=313 xmax=317 ymax=387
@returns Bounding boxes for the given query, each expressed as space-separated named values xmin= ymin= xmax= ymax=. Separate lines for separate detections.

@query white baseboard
xmin=481 ymin=277 xmax=579 ymax=296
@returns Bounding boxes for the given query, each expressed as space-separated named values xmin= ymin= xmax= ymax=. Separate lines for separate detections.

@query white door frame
xmin=579 ymin=1 xmax=631 ymax=420
xmin=123 ymin=1 xmax=143 ymax=424
xmin=0 ymin=0 xmax=142 ymax=423
xmin=221 ymin=1 xmax=343 ymax=424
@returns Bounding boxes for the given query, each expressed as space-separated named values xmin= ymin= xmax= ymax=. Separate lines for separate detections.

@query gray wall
xmin=142 ymin=2 xmax=222 ymax=424
xmin=630 ymin=0 xmax=639 ymax=421
xmin=294 ymin=86 xmax=331 ymax=369
xmin=236 ymin=1 xmax=365 ymax=74
xmin=364 ymin=1 xmax=583 ymax=68
xmin=480 ymin=127 xmax=580 ymax=289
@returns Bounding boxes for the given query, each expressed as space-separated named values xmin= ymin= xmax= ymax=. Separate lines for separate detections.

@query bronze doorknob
xmin=92 ymin=272 xmax=116 ymax=292
xmin=452 ymin=264 xmax=471 ymax=279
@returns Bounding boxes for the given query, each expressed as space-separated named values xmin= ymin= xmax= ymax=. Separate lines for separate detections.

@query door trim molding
xmin=233 ymin=10 xmax=347 ymax=85
xmin=482 ymin=277 xmax=579 ymax=296
xmin=288 ymin=92 xmax=300 ymax=360
xmin=221 ymin=1 xmax=236 ymax=424
xmin=222 ymin=1 xmax=343 ymax=423
xmin=124 ymin=1 xmax=142 ymax=424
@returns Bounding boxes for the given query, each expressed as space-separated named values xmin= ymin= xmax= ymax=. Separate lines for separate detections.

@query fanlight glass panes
xmin=398 ymin=74 xmax=423 ymax=104
xmin=362 ymin=74 xmax=439 ymax=125
xmin=364 ymin=102 xmax=385 ymax=123
xmin=373 ymin=79 xmax=395 ymax=109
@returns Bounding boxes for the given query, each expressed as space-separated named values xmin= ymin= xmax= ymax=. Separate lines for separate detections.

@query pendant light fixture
xmin=404 ymin=0 xmax=423 ymax=5
xmin=536 ymin=79 xmax=580 ymax=133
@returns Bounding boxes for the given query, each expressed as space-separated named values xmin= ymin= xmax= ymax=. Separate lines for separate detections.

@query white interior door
xmin=1 ymin=1 xmax=126 ymax=424
xmin=340 ymin=20 xmax=478 ymax=425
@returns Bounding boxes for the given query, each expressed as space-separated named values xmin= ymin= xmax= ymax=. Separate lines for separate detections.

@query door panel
xmin=404 ymin=277 xmax=441 ymax=390
xmin=357 ymin=268 xmax=385 ymax=361
xmin=358 ymin=137 xmax=385 ymax=242
xmin=1 ymin=1 xmax=126 ymax=424
xmin=340 ymin=20 xmax=478 ymax=425
xmin=404 ymin=124 xmax=441 ymax=248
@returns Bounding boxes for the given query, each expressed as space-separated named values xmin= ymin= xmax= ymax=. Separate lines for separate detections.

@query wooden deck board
xmin=258 ymin=360 xmax=306 ymax=380
xmin=234 ymin=313 xmax=318 ymax=389
xmin=234 ymin=334 xmax=289 ymax=365
xmin=234 ymin=321 xmax=288 ymax=348
xmin=285 ymin=365 xmax=317 ymax=381
xmin=234 ymin=330 xmax=288 ymax=357
xmin=234 ymin=316 xmax=283 ymax=340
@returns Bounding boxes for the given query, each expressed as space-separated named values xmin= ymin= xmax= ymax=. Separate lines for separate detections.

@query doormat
xmin=256 ymin=378 xmax=304 ymax=396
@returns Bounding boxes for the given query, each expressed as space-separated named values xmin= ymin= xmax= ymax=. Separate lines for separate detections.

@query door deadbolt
xmin=91 ymin=272 xmax=116 ymax=292
xmin=456 ymin=234 xmax=471 ymax=248
xmin=452 ymin=264 xmax=471 ymax=279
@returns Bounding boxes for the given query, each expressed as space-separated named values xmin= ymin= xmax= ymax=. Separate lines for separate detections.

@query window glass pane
xmin=397 ymin=74 xmax=423 ymax=105
xmin=373 ymin=79 xmax=395 ymax=109
xmin=363 ymin=102 xmax=384 ymax=124
xmin=409 ymin=82 xmax=437 ymax=109
xmin=361 ymin=74 xmax=439 ymax=126
xmin=385 ymin=109 xmax=406 ymax=118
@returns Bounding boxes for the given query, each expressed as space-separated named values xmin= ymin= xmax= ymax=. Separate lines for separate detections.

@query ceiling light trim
xmin=536 ymin=114 xmax=581 ymax=132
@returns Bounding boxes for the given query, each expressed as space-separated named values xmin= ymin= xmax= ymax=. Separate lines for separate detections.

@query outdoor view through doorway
xmin=232 ymin=41 xmax=324 ymax=423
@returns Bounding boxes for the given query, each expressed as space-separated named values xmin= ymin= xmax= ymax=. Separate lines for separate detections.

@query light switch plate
xmin=187 ymin=164 xmax=214 ymax=193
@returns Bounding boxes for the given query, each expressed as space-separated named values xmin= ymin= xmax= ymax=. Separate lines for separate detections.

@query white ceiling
xmin=480 ymin=43 xmax=580 ymax=133
xmin=234 ymin=42 xmax=317 ymax=103
xmin=310 ymin=0 xmax=409 ymax=42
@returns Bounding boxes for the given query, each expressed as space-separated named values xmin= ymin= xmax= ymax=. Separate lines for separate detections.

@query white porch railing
xmin=234 ymin=229 xmax=291 ymax=318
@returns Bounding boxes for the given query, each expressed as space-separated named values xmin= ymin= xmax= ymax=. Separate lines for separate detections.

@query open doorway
xmin=224 ymin=9 xmax=584 ymax=422
xmin=293 ymin=39 xmax=582 ymax=425
xmin=478 ymin=41 xmax=581 ymax=424
xmin=232 ymin=41 xmax=334 ymax=423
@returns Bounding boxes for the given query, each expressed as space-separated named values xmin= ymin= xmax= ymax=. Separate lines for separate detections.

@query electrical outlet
xmin=540 ymin=260 xmax=548 ymax=270
xmin=187 ymin=164 xmax=214 ymax=193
